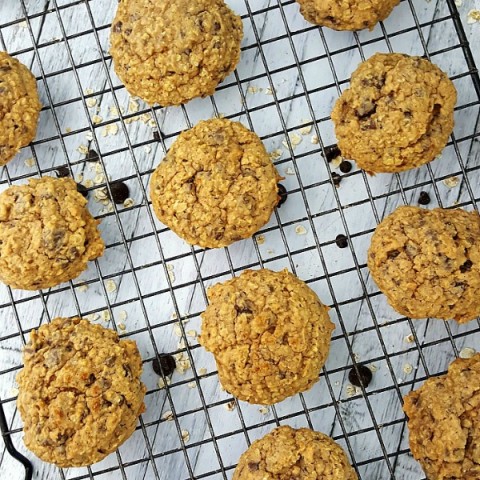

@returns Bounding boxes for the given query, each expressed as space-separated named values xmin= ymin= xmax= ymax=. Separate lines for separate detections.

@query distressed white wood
xmin=0 ymin=0 xmax=479 ymax=479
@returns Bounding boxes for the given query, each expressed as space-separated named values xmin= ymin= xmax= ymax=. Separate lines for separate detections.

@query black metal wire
xmin=0 ymin=0 xmax=479 ymax=479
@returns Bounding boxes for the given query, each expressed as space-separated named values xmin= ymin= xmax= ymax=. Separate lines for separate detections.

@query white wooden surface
xmin=0 ymin=0 xmax=479 ymax=479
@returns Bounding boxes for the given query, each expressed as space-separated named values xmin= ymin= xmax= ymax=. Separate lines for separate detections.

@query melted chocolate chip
xmin=76 ymin=183 xmax=88 ymax=197
xmin=86 ymin=149 xmax=100 ymax=163
xmin=418 ymin=191 xmax=431 ymax=205
xmin=332 ymin=172 xmax=341 ymax=187
xmin=387 ymin=250 xmax=400 ymax=259
xmin=108 ymin=181 xmax=130 ymax=204
xmin=335 ymin=234 xmax=348 ymax=249
xmin=460 ymin=260 xmax=473 ymax=273
xmin=339 ymin=161 xmax=352 ymax=173
xmin=323 ymin=144 xmax=341 ymax=163
xmin=348 ymin=364 xmax=373 ymax=388
xmin=277 ymin=183 xmax=287 ymax=208
xmin=56 ymin=166 xmax=70 ymax=178
xmin=152 ymin=354 xmax=176 ymax=377
xmin=113 ymin=21 xmax=123 ymax=33
xmin=153 ymin=130 xmax=161 ymax=142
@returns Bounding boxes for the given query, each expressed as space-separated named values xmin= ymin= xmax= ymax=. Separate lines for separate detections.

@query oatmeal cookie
xmin=199 ymin=269 xmax=334 ymax=404
xmin=110 ymin=0 xmax=243 ymax=106
xmin=0 ymin=51 xmax=41 ymax=165
xmin=367 ymin=206 xmax=480 ymax=323
xmin=296 ymin=0 xmax=400 ymax=31
xmin=17 ymin=317 xmax=146 ymax=467
xmin=403 ymin=354 xmax=480 ymax=480
xmin=0 ymin=177 xmax=104 ymax=290
xmin=331 ymin=53 xmax=456 ymax=173
xmin=233 ymin=425 xmax=357 ymax=479
xmin=150 ymin=118 xmax=280 ymax=248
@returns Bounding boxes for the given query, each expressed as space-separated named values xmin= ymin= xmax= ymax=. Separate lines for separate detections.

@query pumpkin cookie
xmin=296 ymin=0 xmax=400 ymax=31
xmin=150 ymin=118 xmax=280 ymax=248
xmin=367 ymin=206 xmax=480 ymax=323
xmin=17 ymin=317 xmax=146 ymax=467
xmin=233 ymin=425 xmax=357 ymax=479
xmin=0 ymin=177 xmax=104 ymax=290
xmin=0 ymin=51 xmax=41 ymax=165
xmin=331 ymin=53 xmax=456 ymax=173
xmin=199 ymin=269 xmax=334 ymax=405
xmin=110 ymin=0 xmax=243 ymax=106
xmin=403 ymin=354 xmax=480 ymax=480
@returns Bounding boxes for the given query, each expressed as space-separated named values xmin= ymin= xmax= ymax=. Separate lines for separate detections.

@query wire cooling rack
xmin=0 ymin=0 xmax=479 ymax=479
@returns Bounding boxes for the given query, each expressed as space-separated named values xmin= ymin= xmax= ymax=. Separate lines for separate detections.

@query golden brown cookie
xmin=0 ymin=51 xmax=41 ymax=165
xmin=233 ymin=425 xmax=357 ymax=479
xmin=296 ymin=0 xmax=400 ymax=31
xmin=17 ymin=317 xmax=146 ymax=467
xmin=403 ymin=354 xmax=480 ymax=480
xmin=331 ymin=53 xmax=456 ymax=173
xmin=0 ymin=177 xmax=104 ymax=290
xmin=110 ymin=0 xmax=243 ymax=106
xmin=150 ymin=118 xmax=280 ymax=248
xmin=367 ymin=206 xmax=480 ymax=323
xmin=199 ymin=269 xmax=334 ymax=405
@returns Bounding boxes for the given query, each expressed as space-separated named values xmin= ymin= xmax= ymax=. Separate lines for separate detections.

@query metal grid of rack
xmin=0 ymin=0 xmax=479 ymax=479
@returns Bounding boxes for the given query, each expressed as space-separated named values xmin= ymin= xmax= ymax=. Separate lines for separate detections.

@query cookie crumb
xmin=467 ymin=9 xmax=480 ymax=23
xmin=455 ymin=0 xmax=462 ymax=6
xmin=181 ymin=430 xmax=190 ymax=443
xmin=85 ymin=131 xmax=94 ymax=142
xmin=247 ymin=86 xmax=260 ymax=94
xmin=284 ymin=166 xmax=295 ymax=175
xmin=459 ymin=347 xmax=476 ymax=359
xmin=346 ymin=385 xmax=358 ymax=397
xmin=403 ymin=363 xmax=413 ymax=375
xmin=198 ymin=367 xmax=207 ymax=376
xmin=128 ymin=98 xmax=140 ymax=113
xmin=269 ymin=149 xmax=283 ymax=161
xmin=188 ymin=381 xmax=197 ymax=389
xmin=85 ymin=313 xmax=100 ymax=322
xmin=92 ymin=115 xmax=103 ymax=125
xmin=310 ymin=134 xmax=319 ymax=144
xmin=186 ymin=330 xmax=197 ymax=338
xmin=161 ymin=410 xmax=174 ymax=421
xmin=144 ymin=145 xmax=152 ymax=154
xmin=86 ymin=98 xmax=97 ymax=108
xmin=404 ymin=333 xmax=414 ymax=343
xmin=77 ymin=283 xmax=88 ymax=292
xmin=256 ymin=234 xmax=265 ymax=245
xmin=295 ymin=225 xmax=307 ymax=235
xmin=24 ymin=157 xmax=35 ymax=168
xmin=118 ymin=323 xmax=126 ymax=331
xmin=299 ymin=124 xmax=312 ymax=135
xmin=173 ymin=324 xmax=182 ymax=337
xmin=102 ymin=124 xmax=119 ymax=137
xmin=105 ymin=279 xmax=117 ymax=293
xmin=259 ymin=406 xmax=269 ymax=415
xmin=265 ymin=87 xmax=273 ymax=95
xmin=443 ymin=176 xmax=460 ymax=188
xmin=77 ymin=144 xmax=89 ymax=155
xmin=225 ymin=400 xmax=236 ymax=411
xmin=118 ymin=310 xmax=128 ymax=321
xmin=157 ymin=377 xmax=171 ymax=389
xmin=9 ymin=387 xmax=19 ymax=397
xmin=369 ymin=364 xmax=378 ymax=372
xmin=101 ymin=310 xmax=111 ymax=322
xmin=123 ymin=198 xmax=134 ymax=208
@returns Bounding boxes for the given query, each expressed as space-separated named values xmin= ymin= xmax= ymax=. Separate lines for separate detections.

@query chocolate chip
xmin=0 ymin=65 xmax=12 ymax=72
xmin=152 ymin=354 xmax=176 ymax=377
xmin=332 ymin=172 xmax=342 ymax=187
xmin=335 ymin=234 xmax=348 ymax=249
xmin=339 ymin=161 xmax=352 ymax=173
xmin=248 ymin=462 xmax=259 ymax=472
xmin=387 ymin=250 xmax=400 ymax=259
xmin=460 ymin=260 xmax=473 ymax=273
xmin=108 ymin=181 xmax=129 ymax=204
xmin=277 ymin=183 xmax=287 ymax=208
xmin=76 ymin=183 xmax=88 ymax=197
xmin=348 ymin=364 xmax=373 ymax=388
xmin=418 ymin=191 xmax=431 ymax=205
xmin=355 ymin=101 xmax=376 ymax=118
xmin=56 ymin=166 xmax=70 ymax=178
xmin=86 ymin=149 xmax=99 ymax=163
xmin=113 ymin=21 xmax=122 ymax=33
xmin=323 ymin=144 xmax=341 ymax=163
xmin=213 ymin=22 xmax=221 ymax=31
xmin=153 ymin=130 xmax=161 ymax=141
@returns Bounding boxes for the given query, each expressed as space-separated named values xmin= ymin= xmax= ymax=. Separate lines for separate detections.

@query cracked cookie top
xmin=0 ymin=51 xmax=41 ymax=165
xmin=331 ymin=53 xmax=456 ymax=173
xmin=110 ymin=0 xmax=243 ymax=106
xmin=296 ymin=0 xmax=400 ymax=31
xmin=0 ymin=177 xmax=104 ymax=290
xmin=17 ymin=317 xmax=146 ymax=467
xmin=233 ymin=425 xmax=358 ymax=479
xmin=150 ymin=118 xmax=280 ymax=248
xmin=199 ymin=269 xmax=334 ymax=405
xmin=403 ymin=354 xmax=480 ymax=480
xmin=368 ymin=206 xmax=480 ymax=323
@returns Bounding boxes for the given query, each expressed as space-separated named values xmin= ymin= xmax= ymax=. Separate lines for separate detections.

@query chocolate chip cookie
xmin=368 ymin=206 xmax=480 ymax=323
xmin=296 ymin=0 xmax=400 ymax=31
xmin=199 ymin=269 xmax=334 ymax=405
xmin=110 ymin=0 xmax=243 ymax=106
xmin=233 ymin=425 xmax=357 ymax=479
xmin=403 ymin=354 xmax=480 ymax=480
xmin=331 ymin=53 xmax=456 ymax=173
xmin=17 ymin=317 xmax=146 ymax=467
xmin=0 ymin=177 xmax=104 ymax=290
xmin=0 ymin=51 xmax=41 ymax=165
xmin=150 ymin=118 xmax=280 ymax=248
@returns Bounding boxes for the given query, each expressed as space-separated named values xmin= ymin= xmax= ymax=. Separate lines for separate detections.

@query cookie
xmin=16 ymin=317 xmax=146 ymax=467
xmin=233 ymin=425 xmax=357 ymax=479
xmin=403 ymin=354 xmax=480 ymax=480
xmin=367 ymin=206 xmax=480 ymax=323
xmin=199 ymin=269 xmax=334 ymax=404
xmin=150 ymin=118 xmax=280 ymax=248
xmin=0 ymin=51 xmax=41 ymax=165
xmin=331 ymin=53 xmax=456 ymax=173
xmin=110 ymin=0 xmax=243 ymax=106
xmin=0 ymin=177 xmax=104 ymax=290
xmin=296 ymin=0 xmax=400 ymax=31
